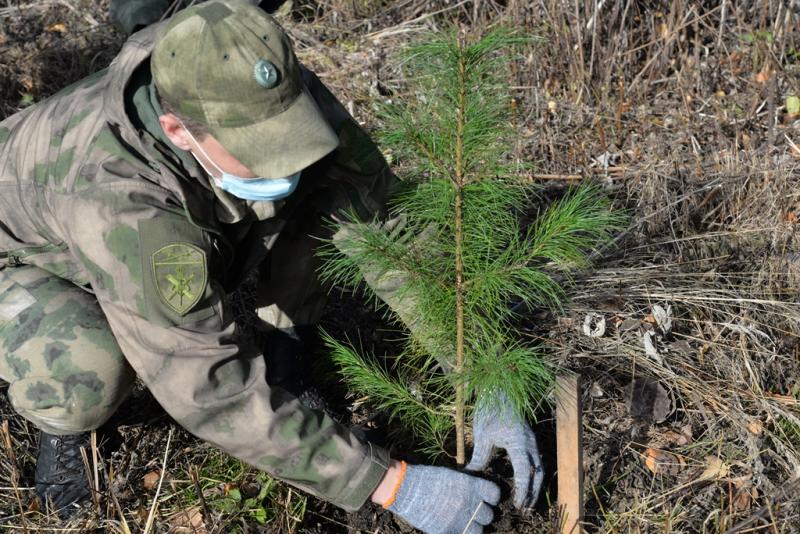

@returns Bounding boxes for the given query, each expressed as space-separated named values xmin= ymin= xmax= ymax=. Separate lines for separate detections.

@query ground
xmin=1 ymin=0 xmax=799 ymax=533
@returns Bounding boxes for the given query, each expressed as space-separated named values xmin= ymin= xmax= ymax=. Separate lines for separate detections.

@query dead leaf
xmin=625 ymin=377 xmax=672 ymax=423
xmin=732 ymin=484 xmax=757 ymax=511
xmin=135 ymin=506 xmax=149 ymax=524
xmin=643 ymin=331 xmax=663 ymax=365
xmin=786 ymin=95 xmax=800 ymax=117
xmin=167 ymin=505 xmax=208 ymax=534
xmin=658 ymin=425 xmax=693 ymax=446
xmin=741 ymin=132 xmax=751 ymax=147
xmin=143 ymin=470 xmax=160 ymax=490
xmin=785 ymin=211 xmax=798 ymax=224
xmin=747 ymin=419 xmax=764 ymax=436
xmin=27 ymin=497 xmax=39 ymax=513
xmin=697 ymin=456 xmax=729 ymax=481
xmin=644 ymin=448 xmax=684 ymax=475
xmin=755 ymin=66 xmax=772 ymax=84
xmin=582 ymin=312 xmax=606 ymax=337
xmin=45 ymin=23 xmax=67 ymax=34
xmin=652 ymin=304 xmax=672 ymax=334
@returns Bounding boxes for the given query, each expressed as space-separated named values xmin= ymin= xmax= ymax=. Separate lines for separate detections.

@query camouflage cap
xmin=151 ymin=0 xmax=338 ymax=178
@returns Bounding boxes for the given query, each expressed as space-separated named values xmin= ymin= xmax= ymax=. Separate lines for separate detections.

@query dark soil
xmin=2 ymin=0 xmax=800 ymax=533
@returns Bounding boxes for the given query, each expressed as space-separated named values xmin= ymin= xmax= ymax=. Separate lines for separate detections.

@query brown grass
xmin=1 ymin=0 xmax=799 ymax=532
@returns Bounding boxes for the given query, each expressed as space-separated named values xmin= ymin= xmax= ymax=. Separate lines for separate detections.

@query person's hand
xmin=384 ymin=464 xmax=500 ymax=534
xmin=466 ymin=392 xmax=544 ymax=508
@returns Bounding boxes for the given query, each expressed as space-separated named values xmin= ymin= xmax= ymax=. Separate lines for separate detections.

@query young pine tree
xmin=319 ymin=28 xmax=624 ymax=463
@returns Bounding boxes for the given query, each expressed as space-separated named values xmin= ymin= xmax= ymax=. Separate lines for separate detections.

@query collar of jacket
xmin=102 ymin=21 xmax=281 ymax=226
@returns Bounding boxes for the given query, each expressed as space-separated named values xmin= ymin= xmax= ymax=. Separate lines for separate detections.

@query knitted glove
xmin=387 ymin=464 xmax=500 ymax=534
xmin=466 ymin=392 xmax=544 ymax=508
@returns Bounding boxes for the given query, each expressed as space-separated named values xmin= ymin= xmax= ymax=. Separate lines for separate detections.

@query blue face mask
xmin=215 ymin=171 xmax=301 ymax=201
xmin=182 ymin=121 xmax=301 ymax=202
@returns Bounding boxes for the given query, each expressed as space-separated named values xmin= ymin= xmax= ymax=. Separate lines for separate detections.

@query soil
xmin=2 ymin=0 xmax=800 ymax=533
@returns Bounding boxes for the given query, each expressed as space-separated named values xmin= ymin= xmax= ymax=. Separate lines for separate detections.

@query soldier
xmin=109 ymin=0 xmax=288 ymax=35
xmin=0 ymin=0 xmax=543 ymax=531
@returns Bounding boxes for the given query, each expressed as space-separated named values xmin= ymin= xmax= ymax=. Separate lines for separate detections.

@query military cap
xmin=152 ymin=0 xmax=339 ymax=178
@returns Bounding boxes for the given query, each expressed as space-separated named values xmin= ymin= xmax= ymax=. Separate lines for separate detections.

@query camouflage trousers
xmin=0 ymin=221 xmax=327 ymax=435
xmin=0 ymin=265 xmax=135 ymax=435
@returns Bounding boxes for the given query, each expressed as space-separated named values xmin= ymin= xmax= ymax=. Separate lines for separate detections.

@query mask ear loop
xmin=177 ymin=118 xmax=224 ymax=183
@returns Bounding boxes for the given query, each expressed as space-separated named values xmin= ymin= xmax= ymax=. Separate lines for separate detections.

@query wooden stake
xmin=556 ymin=374 xmax=584 ymax=534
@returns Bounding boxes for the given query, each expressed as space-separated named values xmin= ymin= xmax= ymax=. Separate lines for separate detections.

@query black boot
xmin=35 ymin=431 xmax=92 ymax=519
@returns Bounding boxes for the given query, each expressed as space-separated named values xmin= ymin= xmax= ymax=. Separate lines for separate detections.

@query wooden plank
xmin=556 ymin=374 xmax=584 ymax=534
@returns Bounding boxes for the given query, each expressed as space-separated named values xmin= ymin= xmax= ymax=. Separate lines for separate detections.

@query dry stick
xmin=79 ymin=445 xmax=100 ymax=513
xmin=365 ymin=0 xmax=471 ymax=40
xmin=104 ymin=458 xmax=133 ymax=534
xmin=572 ymin=0 xmax=586 ymax=104
xmin=190 ymin=465 xmax=211 ymax=524
xmin=0 ymin=421 xmax=28 ymax=534
xmin=0 ymin=1 xmax=58 ymax=17
xmin=91 ymin=431 xmax=100 ymax=500
xmin=55 ymin=0 xmax=99 ymax=28
xmin=453 ymin=29 xmax=468 ymax=466
xmin=143 ymin=428 xmax=174 ymax=534
xmin=587 ymin=0 xmax=599 ymax=87
xmin=717 ymin=0 xmax=727 ymax=50
xmin=721 ymin=477 xmax=800 ymax=534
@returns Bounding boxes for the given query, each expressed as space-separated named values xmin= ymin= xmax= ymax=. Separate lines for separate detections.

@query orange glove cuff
xmin=381 ymin=461 xmax=408 ymax=509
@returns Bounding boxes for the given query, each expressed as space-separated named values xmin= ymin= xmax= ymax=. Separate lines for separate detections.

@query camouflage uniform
xmin=109 ymin=0 xmax=284 ymax=35
xmin=0 ymin=20 xmax=395 ymax=510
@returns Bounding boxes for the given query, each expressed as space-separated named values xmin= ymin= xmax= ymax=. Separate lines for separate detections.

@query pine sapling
xmin=319 ymin=28 xmax=625 ymax=462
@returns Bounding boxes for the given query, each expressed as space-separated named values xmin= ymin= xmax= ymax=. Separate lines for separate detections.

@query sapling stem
xmin=453 ymin=29 xmax=468 ymax=465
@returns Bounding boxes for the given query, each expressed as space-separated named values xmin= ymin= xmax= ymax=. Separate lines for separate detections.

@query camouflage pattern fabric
xmin=0 ymin=265 xmax=135 ymax=435
xmin=0 ymin=19 xmax=395 ymax=510
xmin=109 ymin=0 xmax=283 ymax=36
xmin=110 ymin=0 xmax=171 ymax=35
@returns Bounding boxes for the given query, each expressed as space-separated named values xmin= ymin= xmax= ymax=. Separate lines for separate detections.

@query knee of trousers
xmin=8 ymin=371 xmax=135 ymax=435
xmin=0 ymin=265 xmax=136 ymax=435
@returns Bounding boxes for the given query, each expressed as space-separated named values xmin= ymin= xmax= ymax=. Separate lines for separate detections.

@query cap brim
xmin=211 ymin=86 xmax=339 ymax=179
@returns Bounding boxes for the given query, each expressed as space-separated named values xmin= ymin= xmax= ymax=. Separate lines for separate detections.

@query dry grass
xmin=1 ymin=0 xmax=800 ymax=532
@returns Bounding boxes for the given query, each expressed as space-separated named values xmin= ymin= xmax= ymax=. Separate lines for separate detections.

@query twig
xmin=366 ymin=0 xmax=470 ymax=41
xmin=717 ymin=0 xmax=727 ymax=50
xmin=55 ymin=0 xmax=99 ymax=28
xmin=0 ymin=1 xmax=58 ymax=17
xmin=190 ymin=465 xmax=211 ymax=523
xmin=143 ymin=428 xmax=174 ymax=534
xmin=106 ymin=463 xmax=133 ymax=534
xmin=721 ymin=478 xmax=800 ymax=534
xmin=527 ymin=174 xmax=583 ymax=181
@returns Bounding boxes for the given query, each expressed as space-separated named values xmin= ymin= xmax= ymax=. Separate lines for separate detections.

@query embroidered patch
xmin=150 ymin=243 xmax=207 ymax=316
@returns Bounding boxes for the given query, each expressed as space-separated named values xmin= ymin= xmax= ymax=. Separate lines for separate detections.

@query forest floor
xmin=1 ymin=0 xmax=799 ymax=533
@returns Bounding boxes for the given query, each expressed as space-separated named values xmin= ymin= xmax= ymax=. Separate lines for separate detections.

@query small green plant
xmin=170 ymin=451 xmax=306 ymax=531
xmin=320 ymin=28 xmax=623 ymax=462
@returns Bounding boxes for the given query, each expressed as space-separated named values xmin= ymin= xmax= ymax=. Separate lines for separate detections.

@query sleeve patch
xmin=151 ymin=243 xmax=207 ymax=315
xmin=138 ymin=217 xmax=216 ymax=326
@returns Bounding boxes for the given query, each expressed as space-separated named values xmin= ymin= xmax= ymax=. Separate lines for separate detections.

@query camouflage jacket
xmin=0 ymin=22 xmax=394 ymax=510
